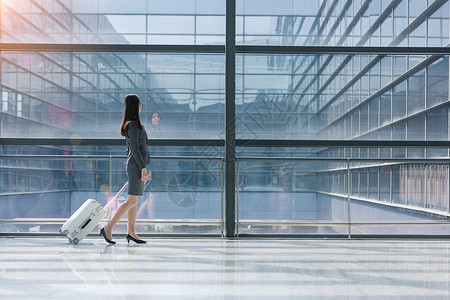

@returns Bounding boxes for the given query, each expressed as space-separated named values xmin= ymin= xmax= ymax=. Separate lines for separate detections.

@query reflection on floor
xmin=0 ymin=237 xmax=449 ymax=299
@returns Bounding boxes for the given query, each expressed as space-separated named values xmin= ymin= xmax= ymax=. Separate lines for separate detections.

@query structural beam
xmin=0 ymin=138 xmax=225 ymax=147
xmin=0 ymin=43 xmax=224 ymax=53
xmin=2 ymin=138 xmax=450 ymax=148
xmin=4 ymin=43 xmax=450 ymax=56
xmin=225 ymin=0 xmax=236 ymax=238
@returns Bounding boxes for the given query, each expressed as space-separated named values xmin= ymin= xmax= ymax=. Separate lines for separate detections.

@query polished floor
xmin=0 ymin=237 xmax=449 ymax=299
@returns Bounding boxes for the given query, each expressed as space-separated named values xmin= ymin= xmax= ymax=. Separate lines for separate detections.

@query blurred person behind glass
xmin=137 ymin=111 xmax=166 ymax=232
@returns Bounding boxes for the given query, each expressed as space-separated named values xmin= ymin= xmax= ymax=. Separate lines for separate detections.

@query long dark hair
xmin=120 ymin=94 xmax=143 ymax=136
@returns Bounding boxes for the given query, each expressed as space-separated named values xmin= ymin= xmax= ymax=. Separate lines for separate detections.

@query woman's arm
xmin=128 ymin=122 xmax=146 ymax=170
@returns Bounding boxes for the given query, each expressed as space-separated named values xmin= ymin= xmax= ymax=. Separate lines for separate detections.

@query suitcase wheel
xmin=62 ymin=230 xmax=68 ymax=235
xmin=72 ymin=238 xmax=79 ymax=245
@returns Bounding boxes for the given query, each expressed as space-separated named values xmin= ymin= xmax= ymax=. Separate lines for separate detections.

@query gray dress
xmin=125 ymin=121 xmax=150 ymax=195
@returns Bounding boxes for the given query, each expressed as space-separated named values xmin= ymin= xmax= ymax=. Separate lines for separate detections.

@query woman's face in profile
xmin=152 ymin=112 xmax=160 ymax=125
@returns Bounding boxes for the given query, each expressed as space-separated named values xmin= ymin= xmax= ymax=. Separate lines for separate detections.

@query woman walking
xmin=100 ymin=94 xmax=150 ymax=244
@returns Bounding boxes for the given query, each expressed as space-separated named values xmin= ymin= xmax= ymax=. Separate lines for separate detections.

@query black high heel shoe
xmin=100 ymin=228 xmax=116 ymax=244
xmin=126 ymin=234 xmax=146 ymax=244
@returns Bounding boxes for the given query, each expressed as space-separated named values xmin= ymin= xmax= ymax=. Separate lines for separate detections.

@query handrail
xmin=0 ymin=218 xmax=222 ymax=226
xmin=318 ymin=191 xmax=450 ymax=218
xmin=0 ymin=155 xmax=223 ymax=161
xmin=235 ymin=140 xmax=450 ymax=148
xmin=237 ymin=220 xmax=450 ymax=226
xmin=236 ymin=157 xmax=450 ymax=174
xmin=2 ymin=138 xmax=450 ymax=147
xmin=0 ymin=138 xmax=224 ymax=146
xmin=3 ymin=155 xmax=450 ymax=163
xmin=236 ymin=157 xmax=450 ymax=162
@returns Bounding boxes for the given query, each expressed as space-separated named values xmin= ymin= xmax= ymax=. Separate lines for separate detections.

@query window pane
xmin=1 ymin=52 xmax=225 ymax=139
xmin=427 ymin=57 xmax=449 ymax=108
xmin=1 ymin=0 xmax=225 ymax=44
xmin=392 ymin=81 xmax=406 ymax=121
xmin=407 ymin=70 xmax=425 ymax=115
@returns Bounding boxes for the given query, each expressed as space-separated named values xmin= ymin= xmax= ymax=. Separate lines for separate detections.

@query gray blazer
xmin=125 ymin=121 xmax=150 ymax=170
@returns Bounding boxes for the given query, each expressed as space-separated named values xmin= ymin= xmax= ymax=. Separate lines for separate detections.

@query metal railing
xmin=235 ymin=157 xmax=450 ymax=238
xmin=1 ymin=154 xmax=450 ymax=238
xmin=0 ymin=154 xmax=225 ymax=235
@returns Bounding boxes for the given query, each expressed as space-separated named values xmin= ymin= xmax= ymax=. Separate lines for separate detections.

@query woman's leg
xmin=127 ymin=202 xmax=139 ymax=238
xmin=103 ymin=195 xmax=140 ymax=239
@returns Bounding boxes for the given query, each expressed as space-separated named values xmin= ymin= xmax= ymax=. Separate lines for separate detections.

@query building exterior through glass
xmin=1 ymin=0 xmax=450 ymax=236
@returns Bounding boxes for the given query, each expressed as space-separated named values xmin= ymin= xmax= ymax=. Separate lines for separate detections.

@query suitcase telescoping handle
xmin=104 ymin=181 xmax=129 ymax=211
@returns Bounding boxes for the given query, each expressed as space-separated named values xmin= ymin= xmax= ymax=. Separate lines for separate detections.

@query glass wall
xmin=1 ymin=0 xmax=226 ymax=44
xmin=1 ymin=0 xmax=450 ymax=236
xmin=236 ymin=54 xmax=449 ymax=141
xmin=1 ymin=52 xmax=225 ymax=139
xmin=0 ymin=145 xmax=223 ymax=234
xmin=236 ymin=0 xmax=449 ymax=47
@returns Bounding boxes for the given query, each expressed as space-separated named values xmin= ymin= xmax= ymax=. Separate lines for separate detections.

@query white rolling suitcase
xmin=59 ymin=182 xmax=128 ymax=244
